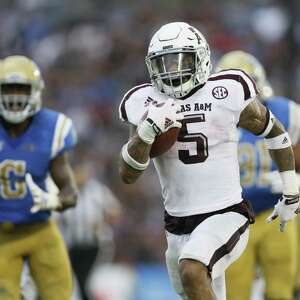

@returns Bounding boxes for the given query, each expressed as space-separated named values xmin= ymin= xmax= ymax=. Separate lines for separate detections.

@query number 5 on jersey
xmin=177 ymin=114 xmax=208 ymax=164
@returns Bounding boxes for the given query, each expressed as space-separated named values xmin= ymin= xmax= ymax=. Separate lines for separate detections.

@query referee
xmin=57 ymin=162 xmax=122 ymax=300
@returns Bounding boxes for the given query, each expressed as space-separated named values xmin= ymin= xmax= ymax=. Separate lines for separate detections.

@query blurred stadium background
xmin=1 ymin=0 xmax=300 ymax=299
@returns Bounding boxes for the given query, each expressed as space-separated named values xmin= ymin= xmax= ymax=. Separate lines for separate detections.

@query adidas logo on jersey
xmin=282 ymin=137 xmax=288 ymax=144
xmin=144 ymin=97 xmax=158 ymax=107
xmin=164 ymin=117 xmax=174 ymax=129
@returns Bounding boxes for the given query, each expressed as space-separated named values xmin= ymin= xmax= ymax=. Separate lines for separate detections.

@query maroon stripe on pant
xmin=207 ymin=220 xmax=249 ymax=272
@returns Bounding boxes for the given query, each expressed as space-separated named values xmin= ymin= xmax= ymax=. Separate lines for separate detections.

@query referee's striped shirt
xmin=57 ymin=179 xmax=121 ymax=248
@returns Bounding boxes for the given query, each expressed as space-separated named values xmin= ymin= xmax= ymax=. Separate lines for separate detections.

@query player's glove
xmin=266 ymin=194 xmax=300 ymax=232
xmin=26 ymin=174 xmax=61 ymax=213
xmin=138 ymin=98 xmax=183 ymax=144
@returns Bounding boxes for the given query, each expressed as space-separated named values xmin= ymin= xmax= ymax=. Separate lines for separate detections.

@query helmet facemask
xmin=0 ymin=82 xmax=42 ymax=124
xmin=146 ymin=46 xmax=211 ymax=98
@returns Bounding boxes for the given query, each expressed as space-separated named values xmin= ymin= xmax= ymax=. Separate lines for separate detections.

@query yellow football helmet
xmin=215 ymin=50 xmax=273 ymax=100
xmin=0 ymin=55 xmax=44 ymax=123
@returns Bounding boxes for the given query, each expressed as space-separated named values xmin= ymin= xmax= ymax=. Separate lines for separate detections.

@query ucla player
xmin=0 ymin=56 xmax=78 ymax=300
xmin=216 ymin=51 xmax=300 ymax=300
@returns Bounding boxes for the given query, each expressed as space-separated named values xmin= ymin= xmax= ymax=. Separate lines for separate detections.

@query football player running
xmin=216 ymin=51 xmax=300 ymax=300
xmin=118 ymin=22 xmax=300 ymax=300
xmin=0 ymin=56 xmax=78 ymax=300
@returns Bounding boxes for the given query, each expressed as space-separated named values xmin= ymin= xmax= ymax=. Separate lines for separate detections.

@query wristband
xmin=280 ymin=170 xmax=299 ymax=195
xmin=121 ymin=143 xmax=150 ymax=171
xmin=265 ymin=132 xmax=292 ymax=150
xmin=137 ymin=120 xmax=156 ymax=144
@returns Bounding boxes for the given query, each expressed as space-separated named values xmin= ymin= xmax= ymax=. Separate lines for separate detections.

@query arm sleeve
xmin=51 ymin=114 xmax=77 ymax=159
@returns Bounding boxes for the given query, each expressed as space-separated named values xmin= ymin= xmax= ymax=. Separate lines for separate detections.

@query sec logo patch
xmin=212 ymin=86 xmax=228 ymax=99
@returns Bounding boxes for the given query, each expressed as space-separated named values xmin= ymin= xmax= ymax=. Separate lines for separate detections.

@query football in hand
xmin=141 ymin=109 xmax=180 ymax=158
xmin=150 ymin=127 xmax=180 ymax=157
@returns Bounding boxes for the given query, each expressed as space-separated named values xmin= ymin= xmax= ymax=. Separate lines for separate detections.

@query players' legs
xmin=179 ymin=259 xmax=217 ymax=300
xmin=212 ymin=274 xmax=226 ymax=300
xmin=293 ymin=216 xmax=300 ymax=298
xmin=28 ymin=220 xmax=73 ymax=300
xmin=226 ymin=226 xmax=256 ymax=300
xmin=180 ymin=212 xmax=249 ymax=300
xmin=165 ymin=212 xmax=249 ymax=300
xmin=259 ymin=210 xmax=298 ymax=300
xmin=0 ymin=227 xmax=24 ymax=300
xmin=0 ymin=256 xmax=23 ymax=300
xmin=165 ymin=232 xmax=189 ymax=299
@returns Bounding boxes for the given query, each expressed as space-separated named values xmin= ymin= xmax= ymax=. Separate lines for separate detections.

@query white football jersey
xmin=119 ymin=69 xmax=258 ymax=217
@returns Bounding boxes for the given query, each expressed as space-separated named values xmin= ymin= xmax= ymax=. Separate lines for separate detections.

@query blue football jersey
xmin=0 ymin=108 xmax=77 ymax=224
xmin=239 ymin=96 xmax=300 ymax=214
